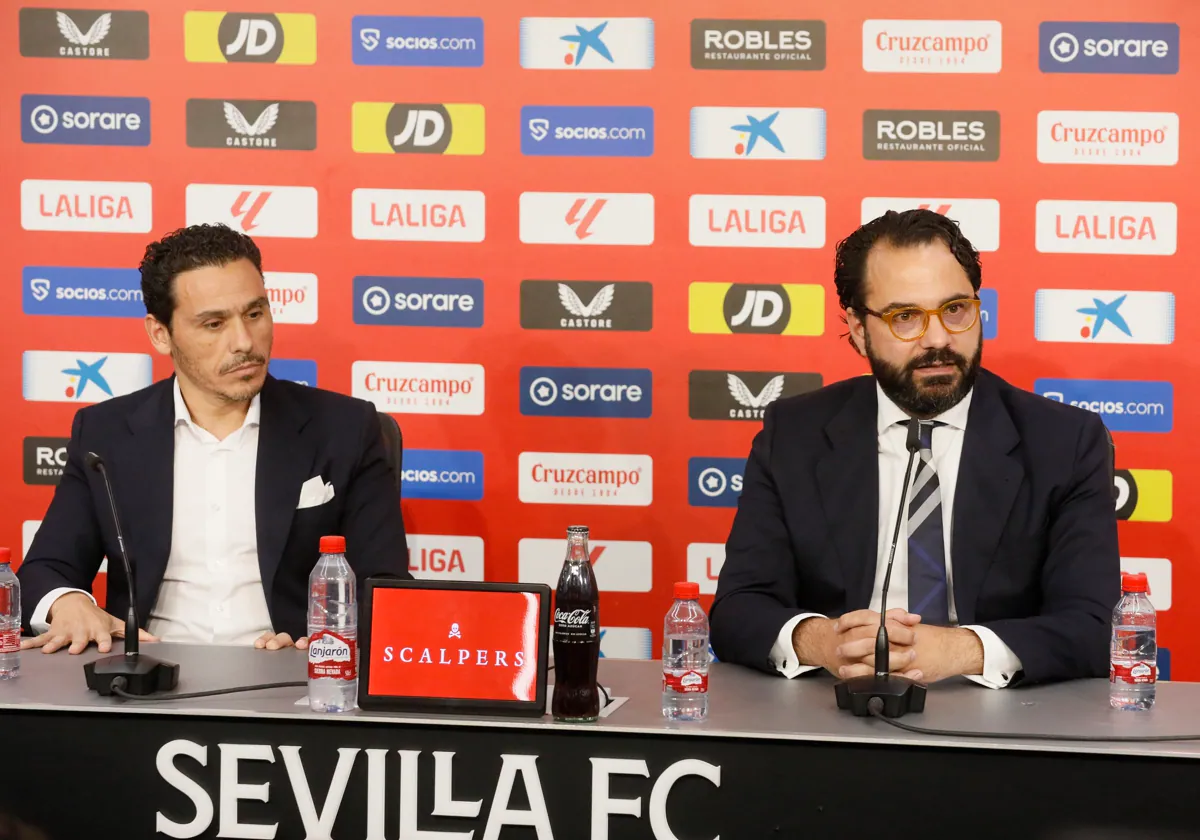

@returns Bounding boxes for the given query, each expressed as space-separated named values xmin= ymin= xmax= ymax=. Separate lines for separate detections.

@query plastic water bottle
xmin=662 ymin=581 xmax=709 ymax=721
xmin=307 ymin=535 xmax=357 ymax=713
xmin=1110 ymin=571 xmax=1156 ymax=711
xmin=0 ymin=548 xmax=19 ymax=680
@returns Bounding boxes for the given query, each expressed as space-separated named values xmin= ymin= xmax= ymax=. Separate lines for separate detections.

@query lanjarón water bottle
xmin=1110 ymin=571 xmax=1156 ymax=711
xmin=307 ymin=535 xmax=357 ymax=713
xmin=662 ymin=581 xmax=709 ymax=721
xmin=0 ymin=548 xmax=20 ymax=680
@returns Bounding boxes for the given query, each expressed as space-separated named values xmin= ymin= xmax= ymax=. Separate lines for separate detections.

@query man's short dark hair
xmin=833 ymin=208 xmax=982 ymax=318
xmin=139 ymin=223 xmax=262 ymax=329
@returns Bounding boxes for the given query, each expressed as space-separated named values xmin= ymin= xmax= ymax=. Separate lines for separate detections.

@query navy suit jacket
xmin=710 ymin=368 xmax=1120 ymax=685
xmin=18 ymin=375 xmax=411 ymax=638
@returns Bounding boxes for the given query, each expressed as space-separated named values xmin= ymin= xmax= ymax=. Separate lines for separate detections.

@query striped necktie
xmin=906 ymin=420 xmax=950 ymax=625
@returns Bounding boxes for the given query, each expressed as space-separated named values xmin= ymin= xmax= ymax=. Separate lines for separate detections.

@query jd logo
xmin=219 ymin=14 xmax=283 ymax=62
xmin=386 ymin=105 xmax=451 ymax=153
xmin=723 ymin=284 xmax=791 ymax=333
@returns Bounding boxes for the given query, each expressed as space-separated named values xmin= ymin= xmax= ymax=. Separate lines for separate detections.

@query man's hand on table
xmin=793 ymin=608 xmax=925 ymax=680
xmin=20 ymin=591 xmax=158 ymax=654
xmin=255 ymin=631 xmax=309 ymax=651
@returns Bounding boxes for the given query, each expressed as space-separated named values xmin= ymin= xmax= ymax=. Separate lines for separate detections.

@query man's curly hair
xmin=833 ymin=208 xmax=982 ymax=347
xmin=139 ymin=223 xmax=262 ymax=330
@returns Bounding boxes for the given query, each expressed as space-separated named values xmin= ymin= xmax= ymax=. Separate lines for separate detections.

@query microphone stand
xmin=834 ymin=418 xmax=928 ymax=718
xmin=82 ymin=452 xmax=179 ymax=696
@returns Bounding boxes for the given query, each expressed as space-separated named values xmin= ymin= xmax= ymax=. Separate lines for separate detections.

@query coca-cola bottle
xmin=551 ymin=525 xmax=601 ymax=721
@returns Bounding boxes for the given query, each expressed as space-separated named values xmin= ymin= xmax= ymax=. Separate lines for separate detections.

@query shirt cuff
xmin=30 ymin=587 xmax=96 ymax=635
xmin=770 ymin=613 xmax=827 ymax=678
xmin=961 ymin=625 xmax=1023 ymax=689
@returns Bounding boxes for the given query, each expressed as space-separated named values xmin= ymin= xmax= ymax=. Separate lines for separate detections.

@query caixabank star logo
xmin=184 ymin=11 xmax=316 ymax=64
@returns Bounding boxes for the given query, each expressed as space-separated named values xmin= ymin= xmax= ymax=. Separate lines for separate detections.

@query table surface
xmin=2 ymin=642 xmax=1199 ymax=760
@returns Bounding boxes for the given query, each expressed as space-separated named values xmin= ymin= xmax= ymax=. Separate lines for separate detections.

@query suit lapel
xmin=951 ymin=371 xmax=1023 ymax=624
xmin=124 ymin=378 xmax=176 ymax=612
xmin=255 ymin=376 xmax=316 ymax=605
xmin=815 ymin=380 xmax=879 ymax=610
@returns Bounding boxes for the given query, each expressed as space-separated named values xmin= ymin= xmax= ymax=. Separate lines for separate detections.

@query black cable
xmin=112 ymin=679 xmax=306 ymax=702
xmin=866 ymin=697 xmax=1200 ymax=742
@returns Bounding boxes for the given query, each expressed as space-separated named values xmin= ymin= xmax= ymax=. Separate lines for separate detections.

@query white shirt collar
xmin=876 ymin=381 xmax=973 ymax=435
xmin=173 ymin=377 xmax=261 ymax=433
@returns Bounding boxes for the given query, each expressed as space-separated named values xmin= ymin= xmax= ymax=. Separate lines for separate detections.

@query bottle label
xmin=308 ymin=630 xmax=357 ymax=681
xmin=1111 ymin=661 xmax=1157 ymax=685
xmin=553 ymin=606 xmax=598 ymax=644
xmin=0 ymin=628 xmax=18 ymax=654
xmin=663 ymin=669 xmax=708 ymax=694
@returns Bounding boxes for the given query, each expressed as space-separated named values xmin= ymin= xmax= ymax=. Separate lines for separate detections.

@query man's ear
xmin=145 ymin=315 xmax=172 ymax=357
xmin=846 ymin=309 xmax=868 ymax=358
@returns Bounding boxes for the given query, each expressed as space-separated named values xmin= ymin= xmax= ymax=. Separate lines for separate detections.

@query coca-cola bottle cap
xmin=567 ymin=525 xmax=589 ymax=535
xmin=674 ymin=581 xmax=700 ymax=600
xmin=319 ymin=535 xmax=346 ymax=554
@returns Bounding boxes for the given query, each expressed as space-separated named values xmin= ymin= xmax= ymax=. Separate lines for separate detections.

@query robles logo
xmin=352 ymin=361 xmax=484 ymax=415
xmin=519 ymin=452 xmax=652 ymax=506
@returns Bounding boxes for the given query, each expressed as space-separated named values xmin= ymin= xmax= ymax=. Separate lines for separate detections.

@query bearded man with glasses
xmin=711 ymin=208 xmax=1119 ymax=688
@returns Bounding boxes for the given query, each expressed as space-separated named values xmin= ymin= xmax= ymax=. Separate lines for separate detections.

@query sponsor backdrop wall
xmin=3 ymin=1 xmax=1198 ymax=673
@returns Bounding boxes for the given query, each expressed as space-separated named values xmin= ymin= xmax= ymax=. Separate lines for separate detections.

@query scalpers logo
xmin=520 ymin=17 xmax=655 ymax=70
xmin=19 ymin=9 xmax=149 ymax=60
xmin=381 ymin=625 xmax=528 ymax=668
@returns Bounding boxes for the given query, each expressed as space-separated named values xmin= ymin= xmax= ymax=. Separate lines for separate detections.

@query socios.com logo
xmin=1035 ymin=378 xmax=1172 ymax=433
xmin=1039 ymin=22 xmax=1178 ymax=75
xmin=22 ymin=94 xmax=150 ymax=146
xmin=688 ymin=457 xmax=745 ymax=507
xmin=402 ymin=449 xmax=484 ymax=500
xmin=520 ymin=105 xmax=654 ymax=157
xmin=353 ymin=276 xmax=483 ymax=328
xmin=979 ymin=288 xmax=997 ymax=339
xmin=22 ymin=267 xmax=143 ymax=318
xmin=353 ymin=16 xmax=483 ymax=66
xmin=520 ymin=367 xmax=652 ymax=418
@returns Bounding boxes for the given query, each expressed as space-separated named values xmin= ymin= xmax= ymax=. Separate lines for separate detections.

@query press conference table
xmin=2 ymin=644 xmax=1199 ymax=840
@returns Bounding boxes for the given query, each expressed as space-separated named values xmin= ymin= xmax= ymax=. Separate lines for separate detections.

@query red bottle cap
xmin=319 ymin=536 xmax=346 ymax=554
xmin=0 ymin=547 xmax=9 ymax=564
xmin=1121 ymin=571 xmax=1149 ymax=593
xmin=674 ymin=581 xmax=700 ymax=600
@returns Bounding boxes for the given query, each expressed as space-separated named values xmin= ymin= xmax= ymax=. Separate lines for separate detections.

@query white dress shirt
xmin=769 ymin=384 xmax=1024 ymax=688
xmin=31 ymin=380 xmax=276 ymax=645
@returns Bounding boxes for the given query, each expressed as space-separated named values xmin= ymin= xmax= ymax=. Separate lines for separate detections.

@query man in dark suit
xmin=710 ymin=208 xmax=1119 ymax=687
xmin=19 ymin=223 xmax=410 ymax=655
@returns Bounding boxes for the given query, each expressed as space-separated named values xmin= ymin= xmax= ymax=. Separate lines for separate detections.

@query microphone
xmin=834 ymin=417 xmax=928 ymax=718
xmin=82 ymin=452 xmax=179 ymax=696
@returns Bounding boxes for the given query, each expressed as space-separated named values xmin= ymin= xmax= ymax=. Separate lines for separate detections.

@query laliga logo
xmin=528 ymin=118 xmax=550 ymax=141
xmin=555 ymin=607 xmax=592 ymax=626
xmin=360 ymin=27 xmax=381 ymax=51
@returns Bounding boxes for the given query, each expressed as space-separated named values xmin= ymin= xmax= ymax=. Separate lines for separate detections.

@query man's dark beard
xmin=865 ymin=333 xmax=982 ymax=418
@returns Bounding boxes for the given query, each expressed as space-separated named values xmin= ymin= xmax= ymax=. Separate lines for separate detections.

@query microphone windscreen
xmin=85 ymin=451 xmax=104 ymax=471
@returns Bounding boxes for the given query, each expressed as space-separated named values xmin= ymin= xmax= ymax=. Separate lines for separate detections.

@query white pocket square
xmin=297 ymin=475 xmax=335 ymax=509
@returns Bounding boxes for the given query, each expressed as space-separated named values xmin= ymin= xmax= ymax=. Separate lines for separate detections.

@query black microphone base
xmin=84 ymin=653 xmax=180 ymax=696
xmin=834 ymin=674 xmax=927 ymax=718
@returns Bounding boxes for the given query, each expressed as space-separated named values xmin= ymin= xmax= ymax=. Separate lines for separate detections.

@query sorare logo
xmin=1039 ymin=22 xmax=1179 ymax=75
xmin=268 ymin=359 xmax=317 ymax=387
xmin=23 ymin=267 xmax=143 ymax=318
xmin=354 ymin=276 xmax=483 ymax=328
xmin=352 ymin=102 xmax=485 ymax=155
xmin=1114 ymin=469 xmax=1172 ymax=522
xmin=353 ymin=16 xmax=483 ymax=67
xmin=402 ymin=450 xmax=484 ymax=501
xmin=521 ymin=106 xmax=653 ymax=157
xmin=22 ymin=94 xmax=150 ymax=147
xmin=19 ymin=9 xmax=150 ymax=60
xmin=689 ymin=457 xmax=745 ymax=507
xmin=519 ymin=18 xmax=654 ymax=70
xmin=1034 ymin=290 xmax=1174 ymax=345
xmin=1035 ymin=379 xmax=1172 ymax=433
xmin=184 ymin=12 xmax=316 ymax=64
xmin=689 ymin=282 xmax=824 ymax=335
xmin=520 ymin=367 xmax=652 ymax=418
